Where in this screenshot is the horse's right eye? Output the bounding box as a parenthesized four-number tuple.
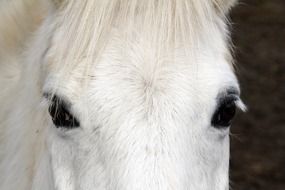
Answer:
(48, 96, 80, 129)
(211, 96, 237, 128)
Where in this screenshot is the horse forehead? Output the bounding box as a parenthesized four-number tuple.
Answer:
(92, 34, 234, 85)
(45, 33, 236, 102)
(75, 57, 232, 122)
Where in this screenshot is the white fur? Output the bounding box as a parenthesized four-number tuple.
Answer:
(0, 0, 242, 190)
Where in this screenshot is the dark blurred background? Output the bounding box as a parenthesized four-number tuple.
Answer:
(229, 0, 285, 189)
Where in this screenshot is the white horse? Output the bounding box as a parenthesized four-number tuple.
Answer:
(0, 0, 246, 189)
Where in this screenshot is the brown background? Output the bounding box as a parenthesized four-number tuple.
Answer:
(230, 0, 285, 189)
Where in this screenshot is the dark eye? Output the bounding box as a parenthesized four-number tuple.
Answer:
(48, 96, 80, 129)
(211, 96, 237, 128)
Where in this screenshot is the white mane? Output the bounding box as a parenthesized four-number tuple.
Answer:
(0, 0, 238, 189)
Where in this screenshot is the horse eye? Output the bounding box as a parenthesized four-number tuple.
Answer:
(48, 96, 80, 129)
(211, 96, 237, 128)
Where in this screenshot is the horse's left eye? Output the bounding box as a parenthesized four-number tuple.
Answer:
(211, 96, 237, 128)
(48, 96, 80, 129)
